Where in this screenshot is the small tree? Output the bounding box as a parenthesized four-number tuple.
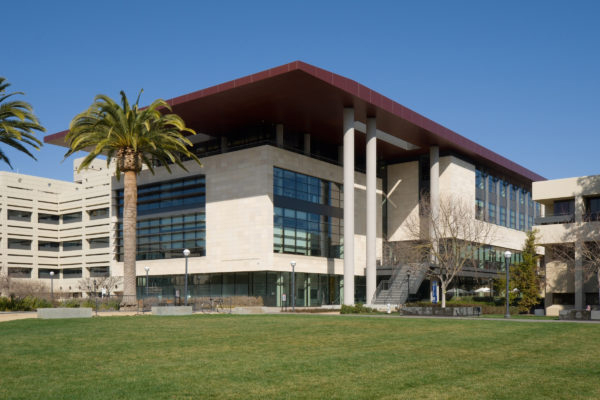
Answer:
(511, 230, 541, 313)
(78, 276, 122, 297)
(405, 195, 497, 308)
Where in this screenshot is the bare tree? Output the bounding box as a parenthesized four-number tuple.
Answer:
(403, 195, 497, 308)
(78, 276, 123, 297)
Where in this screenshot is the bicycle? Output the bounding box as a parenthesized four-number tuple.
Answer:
(200, 297, 225, 313)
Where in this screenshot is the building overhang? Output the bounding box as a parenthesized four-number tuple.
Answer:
(44, 60, 544, 185)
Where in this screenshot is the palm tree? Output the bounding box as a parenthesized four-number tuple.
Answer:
(65, 90, 201, 308)
(0, 77, 44, 167)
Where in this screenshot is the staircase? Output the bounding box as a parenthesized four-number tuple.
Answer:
(373, 264, 427, 305)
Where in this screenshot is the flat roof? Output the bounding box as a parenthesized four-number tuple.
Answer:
(45, 61, 544, 184)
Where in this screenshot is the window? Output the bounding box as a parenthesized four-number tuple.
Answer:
(8, 267, 31, 278)
(62, 212, 82, 223)
(116, 175, 205, 216)
(63, 240, 82, 251)
(89, 237, 109, 249)
(488, 203, 496, 224)
(519, 213, 525, 231)
(7, 238, 31, 250)
(510, 210, 516, 229)
(274, 167, 342, 207)
(500, 207, 507, 227)
(38, 213, 59, 224)
(88, 208, 109, 220)
(273, 207, 343, 258)
(38, 241, 59, 252)
(475, 199, 485, 220)
(7, 209, 31, 222)
(475, 169, 485, 190)
(554, 200, 574, 216)
(116, 213, 205, 261)
(89, 267, 110, 277)
(38, 269, 60, 279)
(63, 269, 82, 279)
(488, 176, 496, 193)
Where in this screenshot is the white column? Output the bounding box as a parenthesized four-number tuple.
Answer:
(343, 108, 355, 305)
(304, 133, 311, 156)
(276, 124, 284, 148)
(430, 146, 440, 267)
(366, 117, 377, 305)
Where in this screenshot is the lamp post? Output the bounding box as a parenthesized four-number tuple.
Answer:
(504, 250, 512, 319)
(144, 266, 150, 297)
(183, 249, 190, 306)
(49, 271, 55, 303)
(93, 279, 98, 316)
(290, 260, 296, 312)
(407, 272, 411, 302)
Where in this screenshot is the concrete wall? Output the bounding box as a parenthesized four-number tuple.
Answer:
(0, 160, 112, 296)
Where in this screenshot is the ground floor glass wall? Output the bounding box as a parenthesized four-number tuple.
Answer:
(137, 271, 367, 306)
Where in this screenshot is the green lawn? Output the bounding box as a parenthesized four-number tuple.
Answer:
(1, 315, 599, 399)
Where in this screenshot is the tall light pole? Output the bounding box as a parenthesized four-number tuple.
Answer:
(504, 250, 512, 319)
(183, 249, 190, 306)
(407, 272, 411, 303)
(290, 260, 296, 312)
(49, 271, 55, 304)
(144, 266, 150, 297)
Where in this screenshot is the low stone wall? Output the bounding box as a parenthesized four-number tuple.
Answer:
(559, 309, 591, 320)
(401, 306, 481, 317)
(38, 308, 93, 319)
(591, 311, 600, 321)
(152, 306, 193, 316)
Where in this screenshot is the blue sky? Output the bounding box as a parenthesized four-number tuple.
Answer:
(2, 0, 599, 181)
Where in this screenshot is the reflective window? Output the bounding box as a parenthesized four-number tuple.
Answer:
(273, 207, 343, 258)
(38, 241, 59, 252)
(117, 213, 205, 261)
(88, 208, 109, 220)
(63, 240, 82, 251)
(274, 167, 342, 207)
(38, 213, 59, 224)
(89, 237, 109, 249)
(116, 175, 205, 216)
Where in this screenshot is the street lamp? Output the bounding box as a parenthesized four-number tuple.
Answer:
(183, 249, 190, 306)
(144, 266, 150, 297)
(49, 271, 55, 303)
(407, 272, 411, 303)
(504, 250, 512, 319)
(290, 260, 296, 312)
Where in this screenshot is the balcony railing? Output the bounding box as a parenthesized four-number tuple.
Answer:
(534, 213, 575, 225)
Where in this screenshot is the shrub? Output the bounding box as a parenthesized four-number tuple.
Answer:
(0, 295, 52, 311)
(340, 303, 377, 314)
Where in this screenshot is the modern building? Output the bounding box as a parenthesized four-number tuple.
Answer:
(533, 175, 600, 316)
(31, 61, 545, 305)
(0, 159, 112, 297)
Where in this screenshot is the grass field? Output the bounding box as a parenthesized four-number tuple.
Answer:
(1, 315, 599, 399)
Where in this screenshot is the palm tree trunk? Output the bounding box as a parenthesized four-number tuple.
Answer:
(121, 170, 138, 308)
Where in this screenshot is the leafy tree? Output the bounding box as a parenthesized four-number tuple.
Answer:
(65, 90, 200, 307)
(0, 77, 44, 167)
(512, 230, 541, 312)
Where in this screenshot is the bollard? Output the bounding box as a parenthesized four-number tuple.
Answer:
(387, 303, 391, 314)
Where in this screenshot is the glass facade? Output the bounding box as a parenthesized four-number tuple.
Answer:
(135, 271, 361, 306)
(273, 168, 343, 258)
(117, 213, 205, 261)
(116, 175, 206, 261)
(116, 175, 205, 217)
(475, 168, 539, 231)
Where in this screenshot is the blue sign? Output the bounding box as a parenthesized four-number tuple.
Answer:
(432, 280, 438, 304)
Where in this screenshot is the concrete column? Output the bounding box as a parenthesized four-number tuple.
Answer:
(366, 117, 377, 305)
(343, 108, 355, 305)
(304, 133, 311, 156)
(430, 146, 440, 266)
(525, 192, 530, 230)
(276, 124, 284, 148)
(506, 185, 511, 228)
(496, 180, 500, 224)
(221, 136, 228, 153)
(515, 188, 520, 229)
(575, 195, 584, 309)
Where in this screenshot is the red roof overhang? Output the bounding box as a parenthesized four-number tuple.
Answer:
(45, 60, 544, 184)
